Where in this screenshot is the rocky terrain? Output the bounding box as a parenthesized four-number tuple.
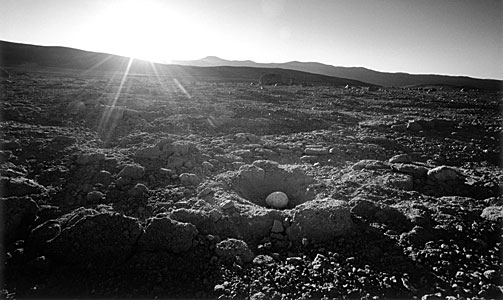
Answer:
(1, 66, 502, 300)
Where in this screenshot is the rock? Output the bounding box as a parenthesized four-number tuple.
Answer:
(209, 209, 222, 222)
(379, 173, 414, 190)
(391, 124, 407, 132)
(400, 225, 435, 246)
(304, 147, 329, 155)
(478, 283, 503, 298)
(312, 253, 329, 270)
(250, 291, 267, 300)
(259, 73, 284, 85)
(0, 67, 11, 78)
(421, 293, 443, 300)
(392, 163, 428, 178)
(44, 211, 142, 267)
(93, 170, 112, 185)
(271, 219, 284, 233)
(255, 148, 277, 158)
(1, 176, 47, 197)
(36, 205, 61, 224)
(286, 256, 303, 265)
(2, 140, 22, 151)
(252, 254, 275, 266)
(389, 154, 412, 164)
(480, 206, 503, 222)
(139, 215, 198, 253)
(52, 135, 77, 145)
(135, 145, 162, 160)
(350, 198, 411, 231)
(352, 160, 389, 171)
(201, 161, 214, 170)
(3, 197, 39, 245)
(288, 198, 353, 243)
(159, 168, 175, 177)
(115, 176, 131, 188)
(329, 147, 344, 156)
(179, 173, 201, 186)
(76, 152, 105, 165)
(427, 166, 459, 182)
(118, 164, 145, 180)
(167, 156, 187, 169)
(265, 191, 289, 209)
(67, 101, 86, 114)
(235, 133, 262, 144)
(300, 155, 317, 162)
(215, 238, 254, 263)
(86, 190, 104, 203)
(431, 118, 457, 129)
(407, 120, 423, 131)
(130, 183, 148, 197)
(221, 200, 235, 210)
(215, 154, 242, 163)
(483, 269, 498, 281)
(214, 284, 226, 293)
(25, 220, 62, 256)
(232, 149, 253, 158)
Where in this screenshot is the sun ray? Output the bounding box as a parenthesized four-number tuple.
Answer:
(173, 78, 191, 99)
(97, 57, 134, 142)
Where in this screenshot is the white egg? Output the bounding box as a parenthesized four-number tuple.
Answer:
(265, 191, 289, 209)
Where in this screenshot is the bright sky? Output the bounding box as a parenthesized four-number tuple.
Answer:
(1, 0, 502, 79)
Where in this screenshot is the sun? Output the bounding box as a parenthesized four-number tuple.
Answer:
(92, 0, 201, 63)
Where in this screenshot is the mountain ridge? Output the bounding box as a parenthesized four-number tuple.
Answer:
(0, 40, 375, 87)
(174, 57, 502, 91)
(1, 40, 501, 90)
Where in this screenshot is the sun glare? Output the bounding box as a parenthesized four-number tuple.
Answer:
(92, 0, 202, 63)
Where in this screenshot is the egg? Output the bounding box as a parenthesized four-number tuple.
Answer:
(265, 191, 289, 209)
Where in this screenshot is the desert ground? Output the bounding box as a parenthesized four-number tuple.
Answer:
(2, 67, 502, 299)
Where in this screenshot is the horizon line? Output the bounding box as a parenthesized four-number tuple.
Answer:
(1, 38, 502, 81)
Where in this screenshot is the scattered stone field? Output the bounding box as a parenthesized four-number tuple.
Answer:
(2, 68, 502, 299)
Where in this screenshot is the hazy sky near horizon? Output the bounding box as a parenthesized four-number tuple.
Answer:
(1, 0, 502, 79)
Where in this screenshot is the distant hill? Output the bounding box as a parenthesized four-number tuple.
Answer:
(174, 57, 503, 91)
(0, 40, 375, 87)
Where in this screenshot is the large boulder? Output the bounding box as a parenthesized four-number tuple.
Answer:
(139, 215, 198, 253)
(287, 198, 353, 243)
